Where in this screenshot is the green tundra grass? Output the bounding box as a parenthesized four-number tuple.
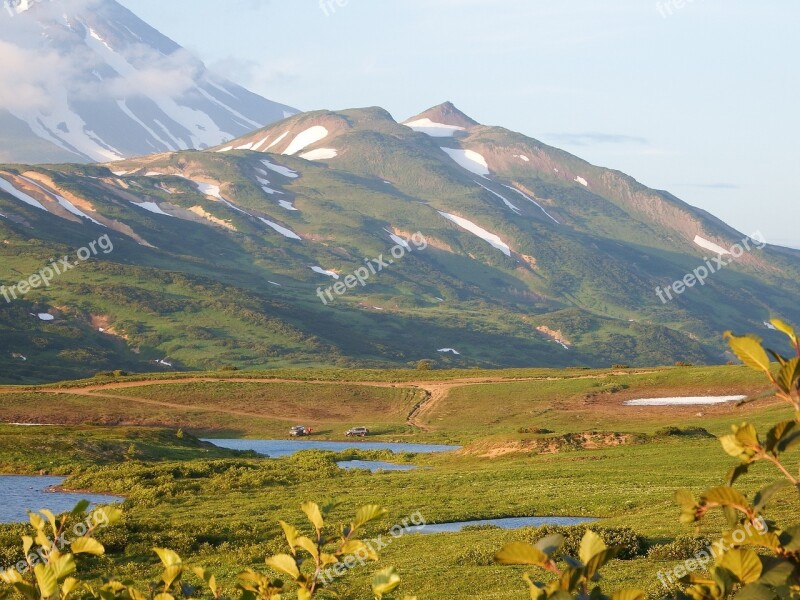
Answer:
(0, 365, 794, 598)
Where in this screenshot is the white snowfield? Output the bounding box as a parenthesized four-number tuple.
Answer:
(258, 218, 301, 240)
(384, 228, 410, 250)
(514, 154, 530, 162)
(256, 177, 282, 195)
(0, 176, 48, 211)
(133, 201, 173, 217)
(475, 181, 520, 213)
(438, 211, 511, 256)
(575, 176, 589, 187)
(404, 118, 466, 137)
(502, 185, 560, 224)
(310, 266, 339, 279)
(20, 176, 105, 226)
(694, 235, 731, 255)
(192, 180, 254, 217)
(437, 348, 461, 355)
(81, 26, 234, 152)
(278, 200, 298, 211)
(625, 396, 747, 406)
(267, 131, 290, 151)
(37, 313, 54, 321)
(261, 159, 299, 179)
(441, 148, 490, 177)
(283, 126, 330, 156)
(299, 148, 338, 161)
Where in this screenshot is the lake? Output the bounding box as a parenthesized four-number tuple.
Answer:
(202, 439, 458, 458)
(407, 515, 598, 534)
(337, 460, 417, 472)
(0, 476, 123, 524)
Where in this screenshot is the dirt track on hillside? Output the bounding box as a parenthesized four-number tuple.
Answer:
(0, 370, 658, 431)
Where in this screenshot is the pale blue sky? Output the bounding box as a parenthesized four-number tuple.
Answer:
(120, 0, 799, 249)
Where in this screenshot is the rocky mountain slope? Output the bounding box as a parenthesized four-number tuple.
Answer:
(1, 103, 797, 382)
(0, 0, 295, 163)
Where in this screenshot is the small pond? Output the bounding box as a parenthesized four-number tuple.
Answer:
(337, 460, 417, 472)
(202, 439, 457, 458)
(0, 476, 123, 524)
(406, 515, 598, 534)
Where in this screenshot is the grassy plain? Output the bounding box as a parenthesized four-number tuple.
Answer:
(0, 365, 794, 598)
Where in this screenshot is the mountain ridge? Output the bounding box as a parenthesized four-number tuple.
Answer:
(0, 0, 296, 163)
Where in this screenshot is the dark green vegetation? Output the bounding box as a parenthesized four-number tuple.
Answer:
(0, 363, 798, 597)
(2, 104, 799, 382)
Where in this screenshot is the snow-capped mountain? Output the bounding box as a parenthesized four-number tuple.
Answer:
(0, 0, 296, 163)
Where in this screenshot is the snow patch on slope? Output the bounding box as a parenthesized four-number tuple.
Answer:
(438, 211, 511, 256)
(405, 118, 465, 137)
(283, 126, 329, 156)
(502, 185, 560, 224)
(0, 176, 47, 211)
(132, 201, 172, 217)
(258, 218, 301, 240)
(261, 159, 299, 179)
(299, 148, 338, 161)
(575, 176, 589, 187)
(20, 176, 104, 226)
(310, 266, 339, 279)
(441, 148, 490, 177)
(694, 235, 731, 255)
(475, 181, 520, 213)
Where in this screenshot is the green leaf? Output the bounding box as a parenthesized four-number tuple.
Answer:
(300, 502, 324, 533)
(495, 542, 550, 566)
(339, 539, 377, 561)
(770, 319, 797, 344)
(753, 481, 789, 513)
(294, 536, 319, 561)
(70, 500, 90, 517)
(60, 577, 82, 600)
(734, 584, 775, 600)
(765, 421, 797, 453)
(777, 525, 800, 552)
(278, 520, 299, 552)
(584, 547, 619, 579)
(612, 591, 646, 600)
(353, 505, 387, 530)
(371, 567, 401, 598)
(702, 486, 751, 511)
(719, 548, 762, 584)
(726, 333, 772, 374)
(48, 554, 75, 581)
(70, 537, 105, 556)
(33, 563, 58, 599)
(534, 533, 564, 558)
(153, 548, 182, 567)
(756, 556, 795, 586)
(265, 554, 299, 580)
(578, 530, 607, 565)
(777, 358, 800, 394)
(39, 510, 58, 536)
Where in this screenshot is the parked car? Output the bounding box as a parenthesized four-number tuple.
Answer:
(290, 425, 309, 437)
(346, 427, 370, 437)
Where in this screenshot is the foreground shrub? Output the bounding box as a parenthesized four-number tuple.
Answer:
(647, 534, 712, 561)
(0, 502, 415, 600)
